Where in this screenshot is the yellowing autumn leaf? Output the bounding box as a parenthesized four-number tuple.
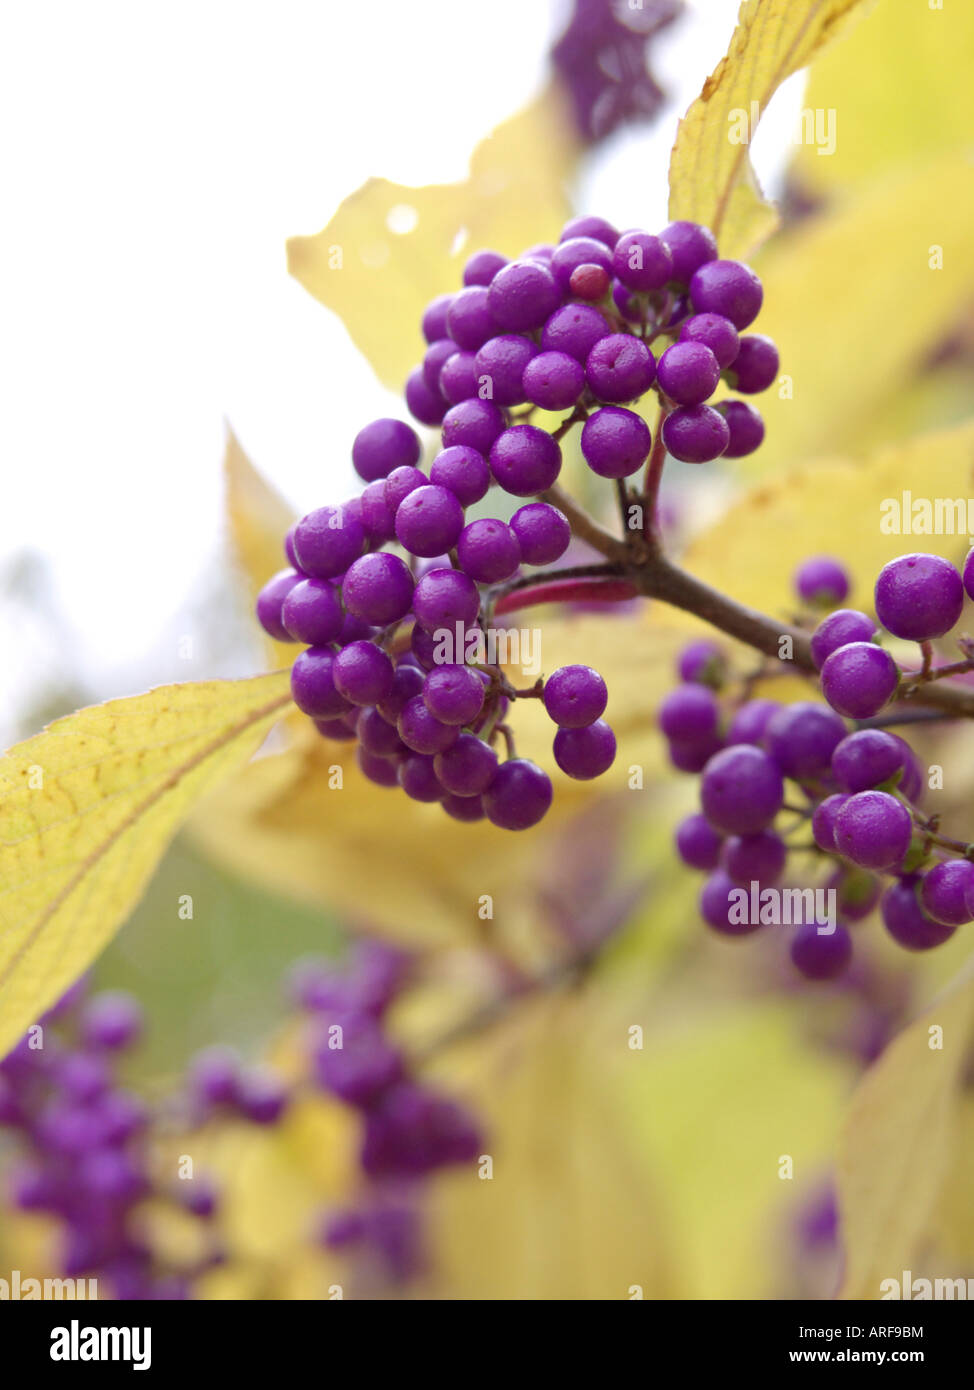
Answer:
(748, 155, 974, 471)
(837, 959, 974, 1299)
(793, 0, 974, 196)
(679, 419, 974, 621)
(0, 673, 291, 1053)
(668, 0, 877, 260)
(425, 990, 678, 1300)
(191, 610, 689, 952)
(287, 88, 578, 390)
(224, 428, 297, 669)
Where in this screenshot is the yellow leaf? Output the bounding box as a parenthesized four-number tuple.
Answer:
(223, 428, 297, 669)
(0, 673, 291, 1052)
(191, 611, 690, 950)
(793, 0, 974, 195)
(837, 959, 974, 1299)
(748, 156, 974, 471)
(668, 0, 877, 259)
(287, 88, 579, 390)
(679, 419, 974, 621)
(426, 990, 678, 1300)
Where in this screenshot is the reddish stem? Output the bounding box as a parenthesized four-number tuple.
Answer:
(495, 576, 640, 616)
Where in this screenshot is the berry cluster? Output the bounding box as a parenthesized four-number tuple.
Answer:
(291, 940, 482, 1286)
(0, 980, 221, 1299)
(666, 549, 974, 979)
(257, 216, 777, 828)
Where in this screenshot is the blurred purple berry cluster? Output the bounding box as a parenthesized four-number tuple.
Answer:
(551, 0, 683, 144)
(290, 941, 482, 1288)
(257, 216, 777, 829)
(667, 548, 974, 978)
(0, 979, 221, 1299)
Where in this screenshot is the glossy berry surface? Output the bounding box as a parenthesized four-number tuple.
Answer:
(874, 553, 965, 641)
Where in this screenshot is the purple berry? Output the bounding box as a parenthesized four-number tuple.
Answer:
(80, 993, 142, 1051)
(553, 719, 616, 779)
(256, 569, 302, 642)
(812, 794, 849, 851)
(384, 465, 427, 511)
(689, 259, 763, 329)
(341, 552, 415, 625)
(521, 351, 586, 411)
(715, 400, 764, 457)
(489, 425, 561, 496)
(810, 609, 877, 670)
(882, 876, 957, 951)
(352, 419, 420, 482)
(559, 216, 618, 250)
(458, 517, 524, 587)
(550, 236, 613, 290)
(421, 294, 453, 344)
(359, 480, 397, 545)
(675, 813, 723, 871)
(510, 503, 571, 566)
(291, 647, 352, 718)
(820, 642, 899, 719)
(660, 221, 717, 283)
(441, 399, 506, 455)
(667, 733, 724, 773)
(700, 745, 784, 835)
(726, 699, 779, 746)
(964, 546, 974, 603)
(679, 313, 739, 368)
(438, 351, 479, 404)
(677, 639, 726, 688)
(397, 696, 460, 755)
(398, 752, 445, 802)
(794, 555, 850, 607)
(463, 249, 508, 286)
(585, 334, 656, 403)
(429, 445, 490, 506)
(434, 734, 499, 797)
(446, 285, 496, 351)
(831, 730, 905, 793)
(358, 706, 407, 759)
(441, 792, 486, 822)
(423, 338, 460, 395)
(827, 867, 881, 922)
(874, 553, 965, 641)
(482, 759, 553, 830)
(833, 791, 912, 870)
(358, 746, 401, 787)
(790, 924, 853, 981)
(474, 334, 537, 406)
(699, 869, 760, 936)
(293, 506, 365, 580)
(662, 404, 729, 463)
(314, 1014, 403, 1106)
(919, 860, 974, 926)
(721, 831, 786, 886)
(543, 665, 608, 728)
(411, 568, 480, 632)
(422, 666, 485, 726)
(189, 1046, 240, 1107)
(541, 304, 612, 362)
(487, 260, 561, 332)
(657, 341, 720, 406)
(580, 405, 652, 478)
(765, 701, 847, 781)
(376, 663, 425, 724)
(727, 335, 779, 393)
(612, 230, 673, 291)
(658, 683, 719, 742)
(405, 366, 447, 426)
(333, 641, 395, 706)
(394, 484, 464, 558)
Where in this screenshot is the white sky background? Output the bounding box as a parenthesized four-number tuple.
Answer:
(0, 0, 806, 740)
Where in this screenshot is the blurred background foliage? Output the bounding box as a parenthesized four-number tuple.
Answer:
(3, 0, 974, 1299)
